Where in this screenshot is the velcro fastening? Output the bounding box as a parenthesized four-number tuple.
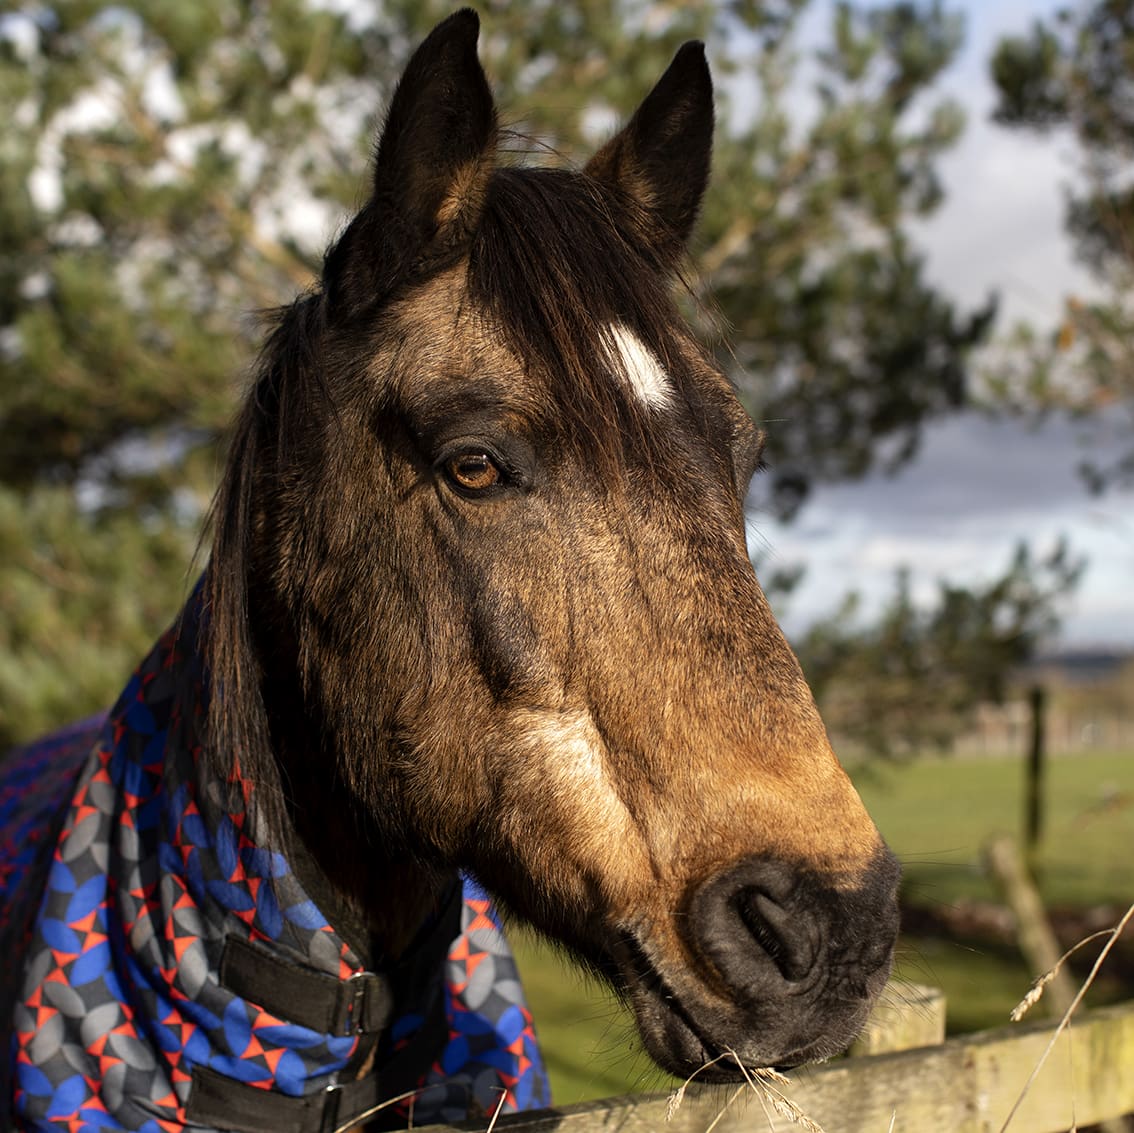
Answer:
(220, 935, 394, 1037)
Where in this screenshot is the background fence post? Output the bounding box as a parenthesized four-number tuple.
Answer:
(1025, 682, 1048, 871)
(984, 831, 1076, 1017)
(849, 981, 947, 1055)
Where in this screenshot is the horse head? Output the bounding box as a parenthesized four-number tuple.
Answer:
(205, 9, 899, 1080)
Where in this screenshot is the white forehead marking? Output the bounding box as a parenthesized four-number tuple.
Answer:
(605, 323, 672, 409)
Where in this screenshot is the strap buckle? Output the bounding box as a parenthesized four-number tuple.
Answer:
(342, 971, 371, 1035)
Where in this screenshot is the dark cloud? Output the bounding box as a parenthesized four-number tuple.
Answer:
(746, 412, 1133, 646)
(769, 411, 1129, 533)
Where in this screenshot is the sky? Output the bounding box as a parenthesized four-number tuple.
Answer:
(752, 0, 1134, 649)
(5, 1, 1128, 649)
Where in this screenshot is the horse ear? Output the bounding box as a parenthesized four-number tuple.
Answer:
(372, 9, 496, 241)
(584, 42, 713, 265)
(325, 9, 497, 310)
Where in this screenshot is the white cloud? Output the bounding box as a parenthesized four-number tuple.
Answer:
(749, 412, 1133, 647)
(754, 1, 1133, 649)
(911, 121, 1089, 325)
(0, 12, 39, 62)
(908, 0, 1096, 325)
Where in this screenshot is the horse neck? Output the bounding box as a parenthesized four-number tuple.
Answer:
(255, 633, 450, 965)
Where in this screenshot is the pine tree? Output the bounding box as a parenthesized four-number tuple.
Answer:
(0, 1, 990, 746)
(989, 0, 1134, 490)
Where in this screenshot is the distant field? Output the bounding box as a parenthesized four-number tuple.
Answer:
(512, 749, 1134, 1105)
(856, 748, 1134, 909)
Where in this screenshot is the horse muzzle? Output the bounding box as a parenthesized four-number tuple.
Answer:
(615, 847, 901, 1078)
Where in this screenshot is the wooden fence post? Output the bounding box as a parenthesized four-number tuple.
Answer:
(849, 981, 946, 1055)
(1025, 682, 1047, 870)
(984, 831, 1077, 1017)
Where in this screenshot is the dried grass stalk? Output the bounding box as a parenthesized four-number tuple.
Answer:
(484, 1088, 509, 1133)
(1010, 929, 1114, 1021)
(333, 1086, 427, 1133)
(665, 1049, 826, 1133)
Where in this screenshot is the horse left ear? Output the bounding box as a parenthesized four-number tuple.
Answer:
(324, 9, 497, 312)
(584, 41, 713, 265)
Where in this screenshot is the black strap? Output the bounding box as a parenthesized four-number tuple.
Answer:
(186, 989, 450, 1133)
(220, 936, 393, 1037)
(217, 882, 462, 1037)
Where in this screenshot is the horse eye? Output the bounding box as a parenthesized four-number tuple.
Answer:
(445, 452, 501, 493)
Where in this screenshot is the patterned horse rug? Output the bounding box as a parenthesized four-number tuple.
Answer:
(0, 588, 548, 1132)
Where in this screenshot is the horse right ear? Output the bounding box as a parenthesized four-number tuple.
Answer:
(324, 9, 498, 312)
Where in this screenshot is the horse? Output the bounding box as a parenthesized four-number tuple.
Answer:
(0, 10, 900, 1132)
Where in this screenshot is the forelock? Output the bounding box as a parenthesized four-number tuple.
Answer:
(465, 167, 687, 473)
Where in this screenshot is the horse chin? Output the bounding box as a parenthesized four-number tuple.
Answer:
(606, 921, 892, 1081)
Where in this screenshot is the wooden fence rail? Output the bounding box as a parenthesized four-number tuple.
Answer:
(417, 993, 1134, 1133)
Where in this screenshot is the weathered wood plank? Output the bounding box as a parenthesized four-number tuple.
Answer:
(416, 1001, 1134, 1133)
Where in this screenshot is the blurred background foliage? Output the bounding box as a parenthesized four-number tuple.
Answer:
(0, 0, 1126, 748)
(795, 540, 1086, 758)
(988, 0, 1134, 489)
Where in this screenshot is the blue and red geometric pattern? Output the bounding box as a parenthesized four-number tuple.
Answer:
(0, 590, 549, 1130)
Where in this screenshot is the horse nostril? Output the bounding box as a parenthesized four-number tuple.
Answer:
(736, 890, 788, 972)
(685, 860, 825, 998)
(734, 887, 814, 982)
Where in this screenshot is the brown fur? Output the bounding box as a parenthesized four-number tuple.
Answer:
(201, 10, 899, 1079)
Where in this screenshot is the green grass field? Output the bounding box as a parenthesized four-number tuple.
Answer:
(512, 749, 1134, 1105)
(855, 749, 1134, 910)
